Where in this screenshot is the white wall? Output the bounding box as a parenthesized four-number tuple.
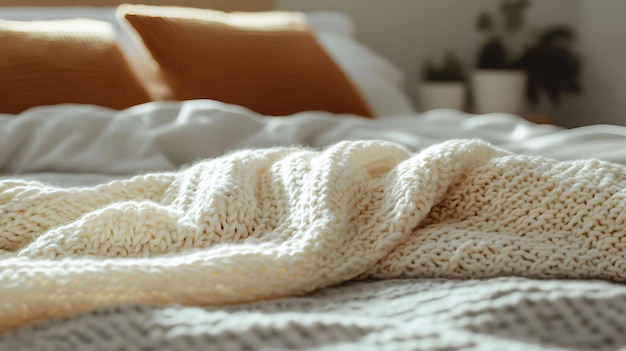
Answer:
(558, 1, 626, 127)
(276, 1, 626, 127)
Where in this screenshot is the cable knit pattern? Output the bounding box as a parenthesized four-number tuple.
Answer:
(1, 139, 626, 332)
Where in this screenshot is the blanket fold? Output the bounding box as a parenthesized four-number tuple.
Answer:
(1, 139, 625, 332)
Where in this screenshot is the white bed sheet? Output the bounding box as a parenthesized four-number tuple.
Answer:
(2, 100, 626, 186)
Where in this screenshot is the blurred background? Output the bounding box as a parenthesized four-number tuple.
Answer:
(278, 0, 625, 128)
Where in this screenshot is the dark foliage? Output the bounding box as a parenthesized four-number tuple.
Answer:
(500, 0, 530, 32)
(477, 38, 511, 69)
(517, 27, 582, 106)
(477, 12, 494, 32)
(475, 0, 582, 106)
(423, 52, 465, 82)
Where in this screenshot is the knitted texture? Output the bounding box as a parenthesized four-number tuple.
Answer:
(3, 278, 626, 351)
(1, 139, 626, 331)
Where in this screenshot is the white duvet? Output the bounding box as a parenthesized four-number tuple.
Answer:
(2, 100, 626, 184)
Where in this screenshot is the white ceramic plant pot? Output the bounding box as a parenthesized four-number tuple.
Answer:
(472, 69, 528, 115)
(419, 82, 466, 111)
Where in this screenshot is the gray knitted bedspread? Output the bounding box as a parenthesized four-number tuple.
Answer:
(2, 277, 626, 351)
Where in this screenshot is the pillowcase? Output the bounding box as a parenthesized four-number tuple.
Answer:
(305, 11, 356, 37)
(0, 7, 171, 100)
(118, 5, 373, 118)
(305, 12, 417, 117)
(0, 18, 150, 114)
(0, 7, 415, 117)
(314, 33, 416, 118)
(0, 0, 273, 11)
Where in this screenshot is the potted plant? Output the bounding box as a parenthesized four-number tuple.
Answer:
(472, 0, 530, 114)
(472, 0, 582, 115)
(420, 51, 466, 111)
(519, 27, 582, 109)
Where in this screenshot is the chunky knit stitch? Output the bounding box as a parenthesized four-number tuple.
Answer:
(1, 139, 625, 331)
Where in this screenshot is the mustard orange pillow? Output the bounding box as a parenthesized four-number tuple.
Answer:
(0, 19, 151, 114)
(119, 5, 372, 117)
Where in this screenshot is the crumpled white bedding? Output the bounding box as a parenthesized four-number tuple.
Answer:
(2, 100, 626, 182)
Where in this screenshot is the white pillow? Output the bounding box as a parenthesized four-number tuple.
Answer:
(304, 11, 355, 36)
(306, 12, 416, 117)
(0, 7, 416, 117)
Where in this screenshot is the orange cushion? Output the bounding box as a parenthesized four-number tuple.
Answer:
(119, 5, 372, 117)
(0, 19, 151, 114)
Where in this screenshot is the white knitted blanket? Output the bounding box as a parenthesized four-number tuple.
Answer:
(1, 139, 625, 332)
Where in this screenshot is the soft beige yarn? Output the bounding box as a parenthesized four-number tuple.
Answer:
(1, 139, 625, 331)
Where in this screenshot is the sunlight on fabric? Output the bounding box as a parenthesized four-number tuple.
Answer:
(0, 18, 113, 37)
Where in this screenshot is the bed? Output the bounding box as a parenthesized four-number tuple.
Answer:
(2, 2, 626, 351)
